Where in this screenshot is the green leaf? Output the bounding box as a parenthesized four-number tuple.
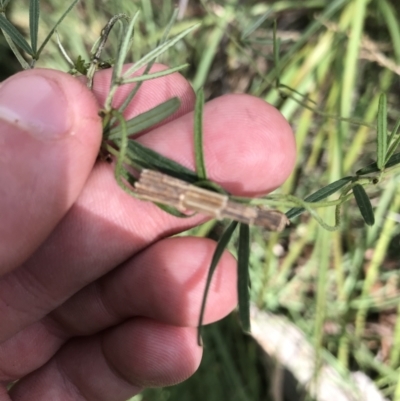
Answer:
(353, 184, 375, 226)
(273, 19, 280, 88)
(117, 8, 180, 115)
(385, 116, 400, 164)
(241, 9, 273, 40)
(121, 64, 190, 84)
(356, 152, 400, 175)
(197, 221, 238, 344)
(112, 12, 139, 86)
(36, 0, 79, 58)
(194, 88, 207, 179)
(1, 30, 30, 69)
(377, 93, 388, 170)
(75, 55, 88, 75)
(29, 0, 40, 55)
(286, 176, 354, 219)
(108, 97, 181, 140)
(0, 14, 33, 55)
(237, 223, 250, 332)
(122, 23, 200, 79)
(123, 139, 199, 183)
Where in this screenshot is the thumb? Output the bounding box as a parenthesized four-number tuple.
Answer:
(0, 69, 102, 274)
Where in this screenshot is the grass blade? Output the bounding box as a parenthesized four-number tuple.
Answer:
(286, 176, 354, 219)
(0, 14, 33, 55)
(108, 97, 181, 140)
(241, 9, 273, 40)
(197, 221, 238, 344)
(194, 87, 207, 179)
(378, 0, 400, 63)
(29, 0, 40, 55)
(36, 0, 79, 58)
(353, 184, 375, 226)
(237, 223, 250, 332)
(377, 93, 388, 170)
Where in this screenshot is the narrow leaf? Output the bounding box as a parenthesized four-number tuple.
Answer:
(36, 0, 79, 58)
(29, 0, 40, 55)
(197, 221, 238, 344)
(237, 223, 250, 332)
(124, 139, 199, 183)
(241, 9, 273, 40)
(112, 12, 139, 85)
(117, 8, 180, 115)
(108, 97, 181, 140)
(353, 184, 375, 226)
(121, 64, 189, 84)
(194, 88, 207, 179)
(385, 116, 400, 163)
(377, 93, 388, 170)
(273, 19, 280, 88)
(122, 23, 200, 79)
(356, 152, 400, 175)
(2, 30, 30, 69)
(286, 176, 354, 219)
(0, 14, 33, 55)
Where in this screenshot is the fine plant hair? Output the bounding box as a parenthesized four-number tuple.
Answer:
(2, 0, 400, 358)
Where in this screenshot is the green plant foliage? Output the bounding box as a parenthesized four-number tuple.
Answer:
(194, 87, 207, 179)
(29, 0, 39, 54)
(3, 2, 400, 399)
(197, 221, 238, 344)
(286, 176, 354, 219)
(353, 184, 375, 226)
(0, 13, 33, 55)
(376, 93, 388, 170)
(237, 223, 251, 332)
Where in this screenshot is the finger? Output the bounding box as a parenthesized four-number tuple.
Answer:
(52, 236, 238, 331)
(0, 69, 102, 274)
(90, 63, 196, 129)
(0, 237, 236, 381)
(9, 319, 201, 401)
(0, 72, 295, 343)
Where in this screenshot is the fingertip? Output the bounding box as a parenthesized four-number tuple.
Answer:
(0, 69, 102, 272)
(138, 93, 296, 195)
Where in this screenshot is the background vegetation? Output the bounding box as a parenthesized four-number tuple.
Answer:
(2, 0, 400, 400)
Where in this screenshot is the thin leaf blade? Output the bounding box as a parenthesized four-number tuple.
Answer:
(124, 139, 199, 183)
(385, 115, 400, 163)
(286, 176, 354, 219)
(29, 0, 40, 55)
(36, 0, 79, 58)
(353, 184, 375, 226)
(194, 87, 207, 179)
(108, 97, 181, 140)
(112, 11, 139, 85)
(237, 223, 250, 332)
(0, 14, 33, 55)
(197, 221, 238, 344)
(356, 152, 400, 175)
(377, 93, 388, 170)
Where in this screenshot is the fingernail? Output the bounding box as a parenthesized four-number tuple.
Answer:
(0, 74, 71, 140)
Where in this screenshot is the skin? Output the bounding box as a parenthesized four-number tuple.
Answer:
(0, 65, 296, 401)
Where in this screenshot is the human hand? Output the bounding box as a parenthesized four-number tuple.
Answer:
(0, 66, 296, 401)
